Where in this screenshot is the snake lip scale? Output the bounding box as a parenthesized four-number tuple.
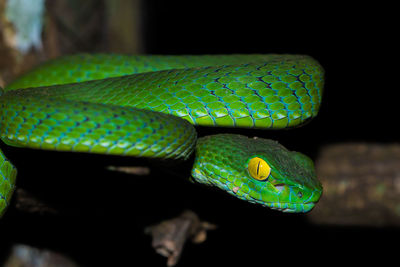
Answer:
(0, 53, 324, 217)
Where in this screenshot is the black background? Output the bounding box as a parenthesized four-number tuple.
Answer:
(1, 1, 398, 266)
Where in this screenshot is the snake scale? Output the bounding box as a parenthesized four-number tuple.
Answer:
(0, 54, 324, 216)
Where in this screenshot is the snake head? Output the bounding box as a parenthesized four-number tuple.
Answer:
(191, 134, 322, 213)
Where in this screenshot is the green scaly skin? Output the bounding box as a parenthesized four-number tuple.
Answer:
(0, 54, 324, 216)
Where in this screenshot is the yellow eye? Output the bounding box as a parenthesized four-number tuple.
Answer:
(248, 157, 271, 181)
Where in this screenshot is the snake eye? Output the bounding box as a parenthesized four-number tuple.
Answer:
(248, 157, 271, 181)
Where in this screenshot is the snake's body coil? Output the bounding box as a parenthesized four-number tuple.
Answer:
(0, 54, 324, 216)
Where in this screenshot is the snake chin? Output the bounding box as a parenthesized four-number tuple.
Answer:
(266, 202, 317, 213)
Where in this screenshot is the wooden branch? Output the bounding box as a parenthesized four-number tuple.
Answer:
(145, 210, 217, 266)
(14, 188, 58, 215)
(309, 143, 400, 227)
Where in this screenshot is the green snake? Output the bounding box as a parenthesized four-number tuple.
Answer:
(0, 54, 324, 216)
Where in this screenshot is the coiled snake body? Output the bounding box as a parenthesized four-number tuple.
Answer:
(0, 54, 324, 216)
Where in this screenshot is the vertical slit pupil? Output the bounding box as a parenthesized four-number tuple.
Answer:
(257, 161, 260, 175)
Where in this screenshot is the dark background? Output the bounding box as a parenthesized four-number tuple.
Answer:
(1, 1, 398, 266)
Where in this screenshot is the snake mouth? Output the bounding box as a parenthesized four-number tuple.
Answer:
(191, 168, 319, 213)
(267, 201, 317, 213)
